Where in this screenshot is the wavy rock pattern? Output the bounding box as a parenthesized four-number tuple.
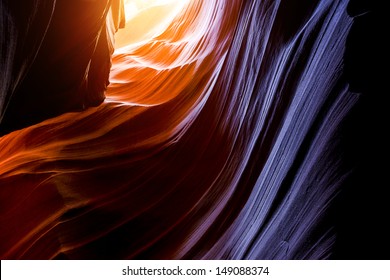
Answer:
(0, 0, 388, 259)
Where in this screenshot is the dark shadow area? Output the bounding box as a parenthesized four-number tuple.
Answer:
(0, 0, 116, 136)
(333, 0, 390, 259)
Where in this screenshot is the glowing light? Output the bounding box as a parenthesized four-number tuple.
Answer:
(115, 0, 190, 48)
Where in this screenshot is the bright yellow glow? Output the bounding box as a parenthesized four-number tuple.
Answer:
(115, 0, 190, 48)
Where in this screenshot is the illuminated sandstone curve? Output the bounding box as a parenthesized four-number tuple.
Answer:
(1, 0, 387, 259)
